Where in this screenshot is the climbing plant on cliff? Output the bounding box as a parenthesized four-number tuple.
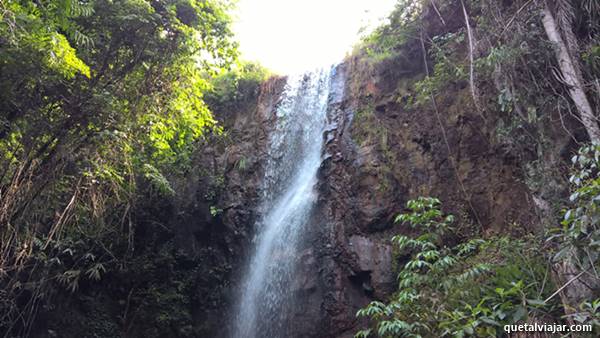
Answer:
(355, 198, 557, 337)
(0, 0, 237, 335)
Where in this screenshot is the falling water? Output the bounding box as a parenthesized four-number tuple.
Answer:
(232, 67, 336, 338)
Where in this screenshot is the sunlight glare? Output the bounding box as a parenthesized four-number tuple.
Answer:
(232, 0, 398, 74)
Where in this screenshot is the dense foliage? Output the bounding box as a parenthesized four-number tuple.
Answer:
(205, 61, 270, 115)
(1, 0, 600, 336)
(549, 143, 600, 327)
(555, 144, 600, 270)
(356, 198, 557, 337)
(0, 0, 238, 336)
(353, 0, 600, 155)
(352, 0, 600, 336)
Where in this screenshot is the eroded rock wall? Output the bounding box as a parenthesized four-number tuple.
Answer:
(203, 41, 577, 337)
(304, 54, 541, 336)
(178, 76, 287, 336)
(203, 56, 541, 336)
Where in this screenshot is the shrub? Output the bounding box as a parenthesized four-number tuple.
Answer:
(356, 198, 556, 337)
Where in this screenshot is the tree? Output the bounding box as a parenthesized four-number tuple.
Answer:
(541, 0, 600, 143)
(0, 1, 238, 334)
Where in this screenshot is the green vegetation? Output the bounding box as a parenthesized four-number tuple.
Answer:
(353, 0, 421, 64)
(356, 198, 557, 337)
(352, 0, 599, 154)
(356, 148, 600, 336)
(350, 0, 600, 336)
(548, 143, 600, 329)
(205, 61, 270, 115)
(1, 0, 600, 336)
(0, 0, 240, 335)
(553, 144, 600, 270)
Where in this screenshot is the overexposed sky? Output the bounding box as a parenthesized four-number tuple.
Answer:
(232, 0, 398, 74)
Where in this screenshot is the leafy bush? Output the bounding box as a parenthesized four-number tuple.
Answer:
(0, 0, 238, 335)
(205, 61, 270, 115)
(553, 144, 600, 269)
(356, 198, 556, 337)
(354, 0, 423, 63)
(411, 32, 467, 107)
(549, 143, 600, 332)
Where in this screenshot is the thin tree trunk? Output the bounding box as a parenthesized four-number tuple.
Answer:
(542, 1, 600, 143)
(542, 2, 600, 321)
(461, 0, 481, 113)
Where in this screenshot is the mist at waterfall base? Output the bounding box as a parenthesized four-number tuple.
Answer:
(231, 67, 342, 337)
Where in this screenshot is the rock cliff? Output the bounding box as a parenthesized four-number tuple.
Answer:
(197, 46, 567, 336)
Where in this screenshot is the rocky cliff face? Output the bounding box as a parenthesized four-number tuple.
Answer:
(200, 29, 578, 338)
(203, 59, 545, 336)
(20, 3, 590, 337)
(156, 75, 286, 336)
(304, 55, 540, 336)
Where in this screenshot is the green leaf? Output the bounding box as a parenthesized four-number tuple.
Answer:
(511, 306, 527, 323)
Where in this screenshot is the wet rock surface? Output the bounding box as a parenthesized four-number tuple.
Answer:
(292, 56, 539, 336)
(199, 53, 543, 336)
(180, 76, 288, 336)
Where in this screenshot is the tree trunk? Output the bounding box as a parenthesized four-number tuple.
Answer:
(542, 1, 600, 143)
(461, 0, 481, 113)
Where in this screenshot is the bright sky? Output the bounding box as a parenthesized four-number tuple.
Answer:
(232, 0, 398, 74)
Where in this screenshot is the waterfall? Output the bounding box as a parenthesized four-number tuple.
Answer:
(232, 67, 336, 338)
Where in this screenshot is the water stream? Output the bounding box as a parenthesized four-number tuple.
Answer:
(232, 67, 337, 337)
